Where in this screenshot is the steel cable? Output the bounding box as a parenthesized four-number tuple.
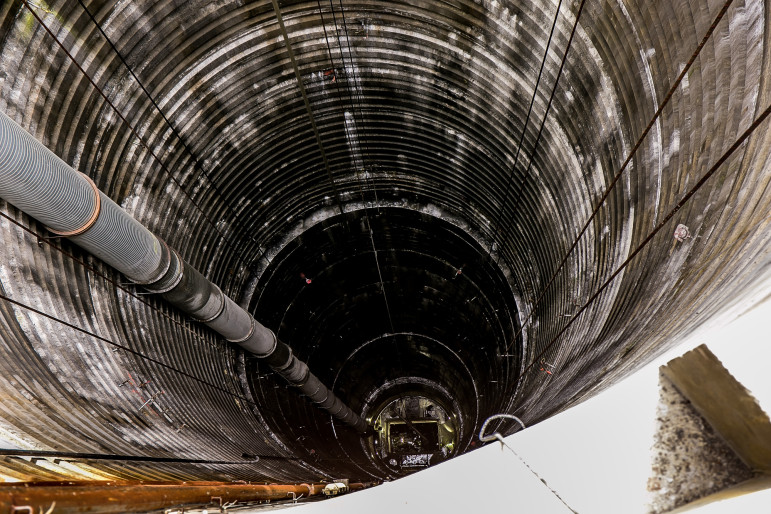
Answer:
(495, 0, 588, 259)
(486, 0, 566, 257)
(0, 209, 221, 351)
(0, 449, 296, 464)
(20, 1, 255, 274)
(0, 291, 260, 408)
(74, 0, 265, 271)
(269, 0, 347, 216)
(317, 0, 396, 333)
(503, 0, 736, 357)
(490, 0, 586, 400)
(517, 99, 771, 383)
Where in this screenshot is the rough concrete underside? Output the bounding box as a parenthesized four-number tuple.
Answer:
(0, 0, 770, 483)
(647, 374, 753, 514)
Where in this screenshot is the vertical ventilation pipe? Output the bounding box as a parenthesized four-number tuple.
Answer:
(0, 110, 367, 433)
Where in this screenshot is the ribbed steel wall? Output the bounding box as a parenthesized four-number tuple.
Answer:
(0, 0, 769, 482)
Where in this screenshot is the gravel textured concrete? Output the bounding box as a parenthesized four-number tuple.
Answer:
(647, 374, 753, 513)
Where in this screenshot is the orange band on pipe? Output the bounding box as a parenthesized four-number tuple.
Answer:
(47, 173, 101, 237)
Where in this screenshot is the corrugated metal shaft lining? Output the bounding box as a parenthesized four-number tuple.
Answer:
(0, 110, 367, 434)
(0, 0, 768, 485)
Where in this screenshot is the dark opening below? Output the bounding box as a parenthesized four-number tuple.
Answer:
(245, 207, 522, 479)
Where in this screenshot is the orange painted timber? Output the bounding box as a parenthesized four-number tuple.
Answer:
(0, 480, 371, 513)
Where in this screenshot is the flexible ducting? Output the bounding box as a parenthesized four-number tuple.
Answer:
(0, 109, 367, 433)
(0, 112, 165, 284)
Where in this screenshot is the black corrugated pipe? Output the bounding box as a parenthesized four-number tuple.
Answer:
(0, 109, 367, 433)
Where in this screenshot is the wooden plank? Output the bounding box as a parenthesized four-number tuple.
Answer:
(661, 344, 771, 473)
(669, 475, 771, 513)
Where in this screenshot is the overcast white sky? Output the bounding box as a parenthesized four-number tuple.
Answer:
(500, 282, 771, 514)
